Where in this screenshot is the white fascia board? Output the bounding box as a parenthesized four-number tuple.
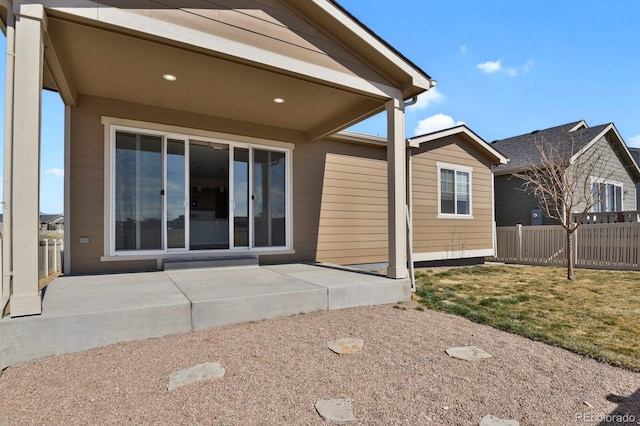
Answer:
(569, 120, 588, 132)
(409, 125, 508, 165)
(41, 0, 402, 100)
(305, 0, 432, 92)
(580, 123, 640, 180)
(569, 123, 612, 164)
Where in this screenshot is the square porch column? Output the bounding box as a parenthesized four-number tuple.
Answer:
(9, 4, 46, 317)
(386, 98, 408, 279)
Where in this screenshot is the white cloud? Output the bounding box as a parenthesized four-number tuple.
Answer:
(478, 59, 533, 77)
(44, 168, 64, 177)
(407, 87, 444, 111)
(460, 45, 467, 54)
(628, 135, 640, 148)
(522, 60, 534, 73)
(477, 60, 501, 74)
(415, 114, 465, 136)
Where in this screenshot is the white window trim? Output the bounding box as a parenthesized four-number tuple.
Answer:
(590, 176, 623, 212)
(436, 161, 473, 219)
(102, 119, 294, 260)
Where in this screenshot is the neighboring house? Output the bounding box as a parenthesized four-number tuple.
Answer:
(1, 1, 437, 317)
(408, 125, 507, 262)
(39, 214, 64, 231)
(628, 147, 640, 210)
(492, 120, 640, 227)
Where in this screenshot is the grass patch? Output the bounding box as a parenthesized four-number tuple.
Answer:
(415, 265, 640, 371)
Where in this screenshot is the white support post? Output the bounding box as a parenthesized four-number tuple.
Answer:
(10, 3, 46, 317)
(1, 4, 15, 314)
(386, 98, 408, 279)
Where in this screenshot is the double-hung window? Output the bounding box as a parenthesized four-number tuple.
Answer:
(438, 162, 472, 217)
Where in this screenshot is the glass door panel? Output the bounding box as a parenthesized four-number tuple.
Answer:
(166, 140, 186, 249)
(189, 141, 230, 250)
(233, 148, 249, 247)
(115, 132, 163, 251)
(253, 149, 286, 247)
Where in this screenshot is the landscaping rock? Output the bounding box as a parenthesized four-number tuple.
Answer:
(315, 399, 356, 424)
(327, 338, 364, 355)
(479, 414, 519, 425)
(446, 346, 492, 361)
(168, 362, 225, 391)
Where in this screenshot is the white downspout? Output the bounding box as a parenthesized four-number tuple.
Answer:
(1, 2, 15, 314)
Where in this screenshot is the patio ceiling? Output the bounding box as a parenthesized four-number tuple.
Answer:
(43, 14, 392, 142)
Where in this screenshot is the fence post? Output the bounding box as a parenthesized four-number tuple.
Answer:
(636, 223, 640, 270)
(43, 239, 49, 277)
(573, 225, 579, 267)
(515, 224, 522, 263)
(52, 239, 57, 273)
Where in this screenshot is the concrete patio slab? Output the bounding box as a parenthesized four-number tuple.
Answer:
(1, 263, 410, 368)
(264, 264, 411, 309)
(167, 266, 327, 329)
(0, 273, 192, 370)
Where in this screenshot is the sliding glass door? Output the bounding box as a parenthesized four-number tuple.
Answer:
(112, 128, 289, 255)
(114, 132, 163, 251)
(253, 149, 286, 247)
(166, 139, 186, 249)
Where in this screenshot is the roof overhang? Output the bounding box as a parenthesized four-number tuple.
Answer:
(409, 125, 508, 165)
(3, 1, 433, 143)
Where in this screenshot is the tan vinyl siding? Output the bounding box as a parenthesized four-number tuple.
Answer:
(411, 135, 495, 258)
(268, 140, 388, 266)
(99, 0, 393, 87)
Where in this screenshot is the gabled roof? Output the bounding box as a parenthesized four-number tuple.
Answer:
(40, 214, 64, 224)
(490, 121, 640, 180)
(409, 124, 508, 166)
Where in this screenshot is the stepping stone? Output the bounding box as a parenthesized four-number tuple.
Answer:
(315, 399, 356, 424)
(168, 362, 225, 391)
(480, 414, 519, 426)
(446, 346, 492, 361)
(327, 338, 364, 355)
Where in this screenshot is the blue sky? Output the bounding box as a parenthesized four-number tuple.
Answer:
(3, 1, 640, 213)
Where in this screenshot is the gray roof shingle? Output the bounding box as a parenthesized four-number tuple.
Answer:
(492, 121, 611, 174)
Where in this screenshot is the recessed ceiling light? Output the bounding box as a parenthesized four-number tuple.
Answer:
(163, 74, 177, 82)
(273, 97, 285, 104)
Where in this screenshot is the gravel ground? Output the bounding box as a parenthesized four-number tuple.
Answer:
(1, 300, 639, 425)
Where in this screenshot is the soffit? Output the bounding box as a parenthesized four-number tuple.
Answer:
(45, 17, 382, 137)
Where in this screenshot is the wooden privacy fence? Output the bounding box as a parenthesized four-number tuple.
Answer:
(493, 223, 640, 271)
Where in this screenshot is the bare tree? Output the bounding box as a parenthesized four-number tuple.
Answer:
(512, 134, 613, 280)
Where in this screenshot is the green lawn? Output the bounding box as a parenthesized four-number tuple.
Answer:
(415, 265, 640, 371)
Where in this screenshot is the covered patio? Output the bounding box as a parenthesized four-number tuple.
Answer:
(0, 263, 410, 369)
(1, 1, 434, 320)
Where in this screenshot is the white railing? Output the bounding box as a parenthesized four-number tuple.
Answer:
(493, 223, 640, 271)
(574, 211, 640, 224)
(38, 239, 64, 279)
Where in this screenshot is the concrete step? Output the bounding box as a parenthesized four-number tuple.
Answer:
(163, 255, 259, 270)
